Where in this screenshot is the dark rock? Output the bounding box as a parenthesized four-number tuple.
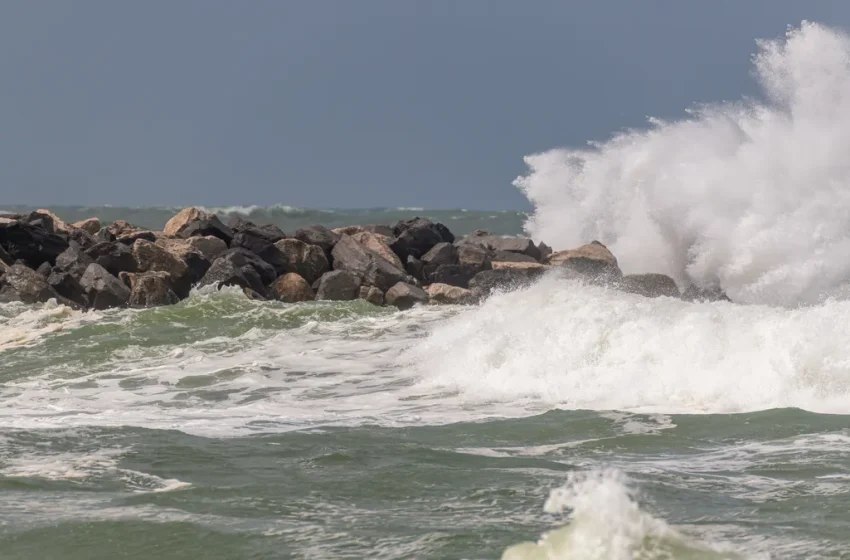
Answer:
(257, 223, 286, 242)
(0, 220, 70, 268)
(20, 211, 57, 233)
(242, 288, 267, 300)
(390, 218, 454, 261)
(56, 242, 95, 279)
(457, 244, 492, 272)
(125, 271, 180, 308)
(104, 220, 141, 239)
(331, 235, 407, 292)
(67, 228, 96, 250)
(116, 230, 158, 245)
(405, 255, 425, 283)
(682, 285, 731, 303)
(275, 239, 330, 285)
(80, 263, 131, 309)
(315, 270, 361, 301)
(0, 244, 11, 266)
(1, 264, 60, 303)
(469, 267, 547, 299)
(421, 242, 457, 267)
(85, 242, 138, 277)
(427, 264, 479, 288)
(231, 229, 287, 272)
(36, 262, 52, 277)
(177, 216, 234, 245)
(199, 254, 266, 295)
(181, 251, 211, 285)
(47, 270, 88, 308)
(132, 239, 191, 298)
(385, 282, 429, 310)
(359, 285, 384, 306)
(295, 225, 340, 258)
(95, 228, 116, 243)
(538, 242, 553, 261)
(619, 274, 680, 298)
(491, 250, 538, 264)
(456, 234, 542, 261)
(269, 273, 314, 303)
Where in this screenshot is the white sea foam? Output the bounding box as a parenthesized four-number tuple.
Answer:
(517, 22, 850, 306)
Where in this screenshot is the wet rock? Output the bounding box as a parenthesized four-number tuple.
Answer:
(425, 283, 475, 305)
(73, 217, 101, 235)
(184, 236, 228, 261)
(538, 242, 553, 261)
(405, 255, 425, 283)
(350, 231, 404, 270)
(132, 239, 192, 298)
(270, 272, 315, 303)
(682, 285, 731, 303)
(0, 220, 69, 268)
(295, 225, 340, 258)
(359, 285, 384, 306)
(491, 250, 538, 264)
(123, 271, 180, 308)
(230, 229, 288, 274)
(315, 270, 361, 301)
(427, 264, 479, 288)
(545, 241, 621, 280)
(0, 244, 11, 266)
(1, 264, 60, 303)
(421, 242, 457, 267)
(385, 282, 429, 310)
(219, 248, 277, 286)
(47, 270, 88, 308)
(469, 267, 547, 299)
(199, 253, 266, 295)
(85, 242, 138, 276)
(275, 238, 330, 285)
(80, 263, 130, 309)
(390, 218, 454, 261)
(456, 244, 492, 272)
(56, 242, 95, 279)
(618, 273, 680, 298)
(331, 235, 407, 292)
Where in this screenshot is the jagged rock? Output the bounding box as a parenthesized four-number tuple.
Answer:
(105, 220, 143, 239)
(545, 241, 621, 279)
(331, 235, 407, 292)
(350, 231, 404, 270)
(73, 218, 101, 235)
(469, 267, 547, 299)
(390, 218, 454, 261)
(85, 242, 138, 276)
(230, 229, 287, 273)
(295, 225, 340, 258)
(0, 264, 60, 303)
(184, 236, 228, 261)
(270, 273, 315, 303)
(123, 271, 180, 308)
(359, 285, 384, 306)
(428, 264, 479, 288)
(275, 238, 330, 284)
(198, 253, 266, 295)
(385, 282, 429, 310)
(33, 209, 73, 233)
(333, 224, 394, 237)
(456, 234, 542, 261)
(229, 218, 286, 242)
(166, 207, 234, 244)
(132, 239, 191, 297)
(491, 250, 538, 263)
(36, 262, 52, 277)
(56, 242, 95, 279)
(538, 242, 553, 261)
(80, 263, 130, 309)
(421, 242, 457, 267)
(425, 283, 475, 305)
(221, 248, 277, 285)
(405, 255, 425, 283)
(456, 244, 492, 271)
(0, 220, 69, 268)
(315, 270, 361, 301)
(95, 228, 115, 243)
(116, 230, 158, 245)
(153, 239, 211, 284)
(164, 207, 205, 236)
(682, 285, 731, 303)
(47, 270, 88, 308)
(67, 228, 96, 250)
(618, 273, 680, 298)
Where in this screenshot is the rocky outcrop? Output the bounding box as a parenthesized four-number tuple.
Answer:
(545, 241, 621, 279)
(315, 270, 361, 301)
(385, 282, 429, 310)
(123, 271, 180, 308)
(619, 273, 680, 298)
(85, 242, 138, 277)
(231, 228, 289, 274)
(331, 235, 408, 292)
(390, 218, 454, 261)
(132, 240, 192, 298)
(425, 283, 474, 305)
(270, 273, 314, 303)
(80, 263, 130, 309)
(0, 264, 59, 304)
(73, 218, 101, 235)
(359, 285, 384, 305)
(275, 239, 330, 284)
(469, 267, 547, 298)
(199, 248, 276, 293)
(0, 220, 69, 268)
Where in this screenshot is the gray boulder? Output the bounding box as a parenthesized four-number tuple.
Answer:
(275, 239, 330, 285)
(85, 242, 138, 276)
(315, 270, 361, 301)
(56, 242, 94, 279)
(405, 255, 425, 283)
(80, 263, 130, 309)
(428, 264, 479, 288)
(47, 270, 89, 308)
(270, 273, 315, 303)
(390, 218, 454, 261)
(0, 220, 69, 268)
(331, 235, 407, 292)
(385, 282, 429, 310)
(125, 271, 180, 308)
(457, 244, 492, 272)
(295, 225, 340, 259)
(132, 240, 191, 298)
(491, 250, 538, 264)
(199, 254, 266, 295)
(421, 242, 457, 267)
(0, 264, 60, 304)
(619, 274, 680, 298)
(545, 241, 621, 280)
(456, 234, 542, 261)
(682, 284, 731, 303)
(217, 248, 276, 286)
(359, 285, 384, 306)
(469, 267, 547, 299)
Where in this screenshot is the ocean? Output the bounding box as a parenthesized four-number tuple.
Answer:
(4, 20, 850, 560)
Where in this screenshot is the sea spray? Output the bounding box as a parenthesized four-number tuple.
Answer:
(516, 22, 850, 306)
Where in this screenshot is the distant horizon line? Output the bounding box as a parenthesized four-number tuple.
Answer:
(0, 203, 531, 214)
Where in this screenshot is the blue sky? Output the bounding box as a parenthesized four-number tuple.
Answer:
(1, 1, 849, 209)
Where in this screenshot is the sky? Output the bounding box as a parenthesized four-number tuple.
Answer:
(1, 1, 850, 210)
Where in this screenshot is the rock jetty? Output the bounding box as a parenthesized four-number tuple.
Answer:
(0, 208, 730, 310)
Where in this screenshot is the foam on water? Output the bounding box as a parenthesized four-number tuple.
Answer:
(517, 22, 850, 306)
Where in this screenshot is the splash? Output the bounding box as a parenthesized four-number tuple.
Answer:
(516, 22, 850, 306)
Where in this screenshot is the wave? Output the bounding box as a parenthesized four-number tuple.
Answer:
(516, 22, 850, 306)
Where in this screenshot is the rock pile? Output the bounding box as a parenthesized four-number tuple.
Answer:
(0, 208, 730, 310)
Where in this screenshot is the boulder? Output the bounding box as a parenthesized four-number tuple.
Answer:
(132, 239, 191, 297)
(385, 282, 429, 310)
(122, 271, 180, 308)
(0, 220, 69, 268)
(184, 236, 228, 261)
(456, 244, 492, 272)
(219, 248, 277, 286)
(425, 283, 475, 305)
(73, 217, 101, 235)
(229, 218, 286, 242)
(682, 285, 731, 303)
(67, 228, 96, 250)
(491, 262, 550, 272)
(47, 270, 88, 308)
(36, 262, 52, 277)
(333, 224, 394, 237)
(34, 209, 73, 234)
(359, 285, 384, 306)
(56, 242, 95, 279)
(165, 207, 234, 244)
(153, 239, 211, 284)
(80, 263, 130, 309)
(618, 274, 680, 299)
(315, 270, 361, 301)
(538, 242, 553, 261)
(350, 231, 404, 270)
(405, 255, 425, 283)
(456, 234, 542, 261)
(198, 253, 266, 295)
(275, 238, 330, 284)
(427, 264, 479, 288)
(94, 228, 115, 243)
(164, 207, 205, 236)
(115, 230, 159, 245)
(295, 225, 340, 258)
(545, 241, 621, 279)
(231, 229, 289, 273)
(491, 250, 538, 264)
(270, 273, 314, 303)
(390, 218, 454, 261)
(421, 242, 457, 267)
(85, 242, 138, 276)
(105, 220, 143, 240)
(0, 264, 60, 304)
(331, 235, 407, 292)
(469, 267, 547, 299)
